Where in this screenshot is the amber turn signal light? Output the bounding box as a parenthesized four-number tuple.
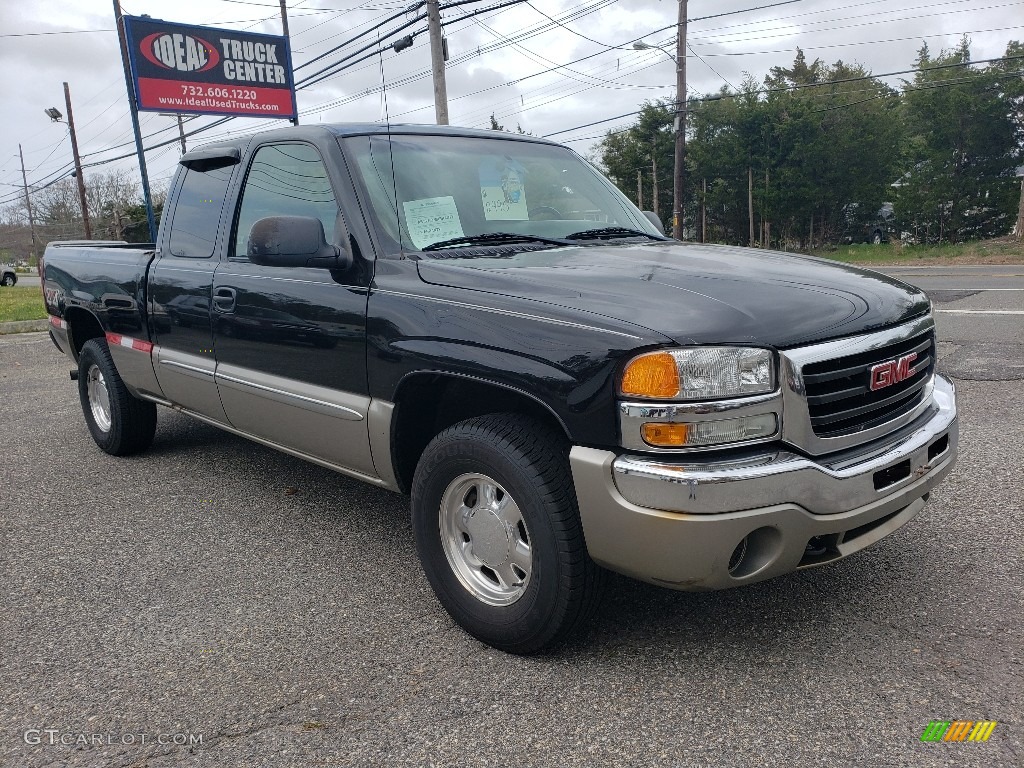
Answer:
(641, 423, 690, 447)
(621, 352, 680, 398)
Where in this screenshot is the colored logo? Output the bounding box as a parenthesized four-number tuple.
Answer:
(920, 720, 998, 742)
(869, 351, 919, 391)
(140, 32, 219, 73)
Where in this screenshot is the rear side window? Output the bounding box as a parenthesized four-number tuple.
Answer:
(168, 166, 233, 258)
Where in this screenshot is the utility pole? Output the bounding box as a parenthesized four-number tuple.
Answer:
(1015, 176, 1024, 241)
(637, 170, 643, 210)
(63, 82, 92, 240)
(672, 0, 687, 239)
(651, 154, 659, 219)
(748, 166, 755, 247)
(701, 177, 706, 243)
(18, 145, 40, 264)
(280, 0, 299, 125)
(176, 115, 187, 153)
(426, 0, 449, 124)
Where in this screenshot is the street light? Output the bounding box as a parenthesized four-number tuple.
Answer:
(45, 83, 92, 239)
(632, 41, 676, 63)
(634, 37, 686, 240)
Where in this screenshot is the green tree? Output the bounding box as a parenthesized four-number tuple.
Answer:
(596, 101, 674, 221)
(896, 38, 1023, 242)
(488, 113, 531, 135)
(686, 56, 901, 247)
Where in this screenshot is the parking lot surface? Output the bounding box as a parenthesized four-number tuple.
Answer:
(1, 265, 1021, 767)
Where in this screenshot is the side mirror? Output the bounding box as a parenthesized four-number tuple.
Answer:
(642, 210, 665, 235)
(247, 216, 353, 269)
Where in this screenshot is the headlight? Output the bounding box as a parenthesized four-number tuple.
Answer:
(621, 347, 774, 400)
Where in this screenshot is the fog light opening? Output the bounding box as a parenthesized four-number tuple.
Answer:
(728, 536, 749, 574)
(728, 526, 783, 579)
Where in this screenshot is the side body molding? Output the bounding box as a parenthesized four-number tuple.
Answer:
(214, 363, 378, 478)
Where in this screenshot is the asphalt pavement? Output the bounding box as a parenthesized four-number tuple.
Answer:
(1, 264, 1021, 767)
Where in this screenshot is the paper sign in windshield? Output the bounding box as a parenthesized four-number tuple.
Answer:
(479, 159, 528, 220)
(403, 196, 464, 249)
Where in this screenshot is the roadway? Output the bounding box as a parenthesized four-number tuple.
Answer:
(0, 264, 1020, 767)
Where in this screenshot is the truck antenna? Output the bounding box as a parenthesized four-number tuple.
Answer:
(377, 31, 406, 254)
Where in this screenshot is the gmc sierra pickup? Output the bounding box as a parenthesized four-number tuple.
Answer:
(42, 124, 958, 653)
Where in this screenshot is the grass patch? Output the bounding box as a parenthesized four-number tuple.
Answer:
(812, 237, 1024, 266)
(0, 285, 46, 323)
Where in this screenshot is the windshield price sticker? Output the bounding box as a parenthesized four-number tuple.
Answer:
(479, 159, 529, 221)
(403, 196, 465, 249)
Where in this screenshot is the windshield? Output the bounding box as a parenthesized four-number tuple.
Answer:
(344, 133, 661, 253)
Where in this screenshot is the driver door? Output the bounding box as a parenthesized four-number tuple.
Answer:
(212, 140, 375, 477)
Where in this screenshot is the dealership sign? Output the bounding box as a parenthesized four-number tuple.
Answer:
(124, 16, 297, 119)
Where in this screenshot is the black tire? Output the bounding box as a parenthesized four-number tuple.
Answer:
(411, 413, 606, 654)
(1, 274, 15, 286)
(77, 338, 157, 456)
(871, 230, 883, 245)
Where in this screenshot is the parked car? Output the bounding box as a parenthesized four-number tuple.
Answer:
(40, 124, 958, 653)
(1, 264, 17, 286)
(842, 202, 895, 244)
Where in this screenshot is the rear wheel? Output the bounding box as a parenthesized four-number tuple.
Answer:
(411, 413, 606, 654)
(872, 230, 883, 245)
(77, 338, 157, 456)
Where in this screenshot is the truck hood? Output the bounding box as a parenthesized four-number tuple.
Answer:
(416, 242, 930, 348)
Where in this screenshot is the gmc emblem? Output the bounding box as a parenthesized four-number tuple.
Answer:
(869, 352, 919, 391)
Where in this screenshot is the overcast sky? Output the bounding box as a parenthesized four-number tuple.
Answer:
(1, 0, 1020, 210)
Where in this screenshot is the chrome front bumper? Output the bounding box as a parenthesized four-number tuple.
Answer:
(570, 374, 958, 591)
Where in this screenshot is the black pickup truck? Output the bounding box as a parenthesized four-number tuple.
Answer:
(42, 124, 958, 653)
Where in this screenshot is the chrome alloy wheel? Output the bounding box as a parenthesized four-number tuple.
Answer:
(86, 364, 112, 433)
(439, 472, 533, 606)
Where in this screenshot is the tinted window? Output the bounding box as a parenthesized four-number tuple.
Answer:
(232, 143, 339, 259)
(168, 166, 232, 258)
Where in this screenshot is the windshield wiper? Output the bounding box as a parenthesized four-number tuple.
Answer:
(564, 226, 669, 242)
(421, 232, 570, 251)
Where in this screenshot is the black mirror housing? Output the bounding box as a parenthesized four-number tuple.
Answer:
(247, 216, 353, 269)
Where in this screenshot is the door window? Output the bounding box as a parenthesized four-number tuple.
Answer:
(232, 143, 339, 259)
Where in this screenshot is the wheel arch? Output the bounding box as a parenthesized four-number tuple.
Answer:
(64, 307, 106, 362)
(389, 371, 572, 494)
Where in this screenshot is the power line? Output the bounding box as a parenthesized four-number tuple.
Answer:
(3, 0, 1018, 204)
(298, 0, 616, 114)
(543, 53, 1024, 139)
(0, 29, 114, 37)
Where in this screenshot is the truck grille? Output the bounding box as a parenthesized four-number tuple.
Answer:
(801, 329, 935, 438)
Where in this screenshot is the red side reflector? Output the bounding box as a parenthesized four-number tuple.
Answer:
(105, 332, 153, 354)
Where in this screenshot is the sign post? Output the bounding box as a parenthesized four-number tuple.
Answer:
(113, 0, 157, 243)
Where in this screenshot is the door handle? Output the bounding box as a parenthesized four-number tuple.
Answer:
(213, 287, 236, 313)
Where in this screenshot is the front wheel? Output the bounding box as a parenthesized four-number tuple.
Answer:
(871, 230, 883, 245)
(1, 274, 15, 286)
(411, 414, 606, 654)
(77, 338, 157, 456)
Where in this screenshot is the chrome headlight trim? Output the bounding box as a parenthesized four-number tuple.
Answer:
(620, 346, 776, 401)
(619, 391, 783, 453)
